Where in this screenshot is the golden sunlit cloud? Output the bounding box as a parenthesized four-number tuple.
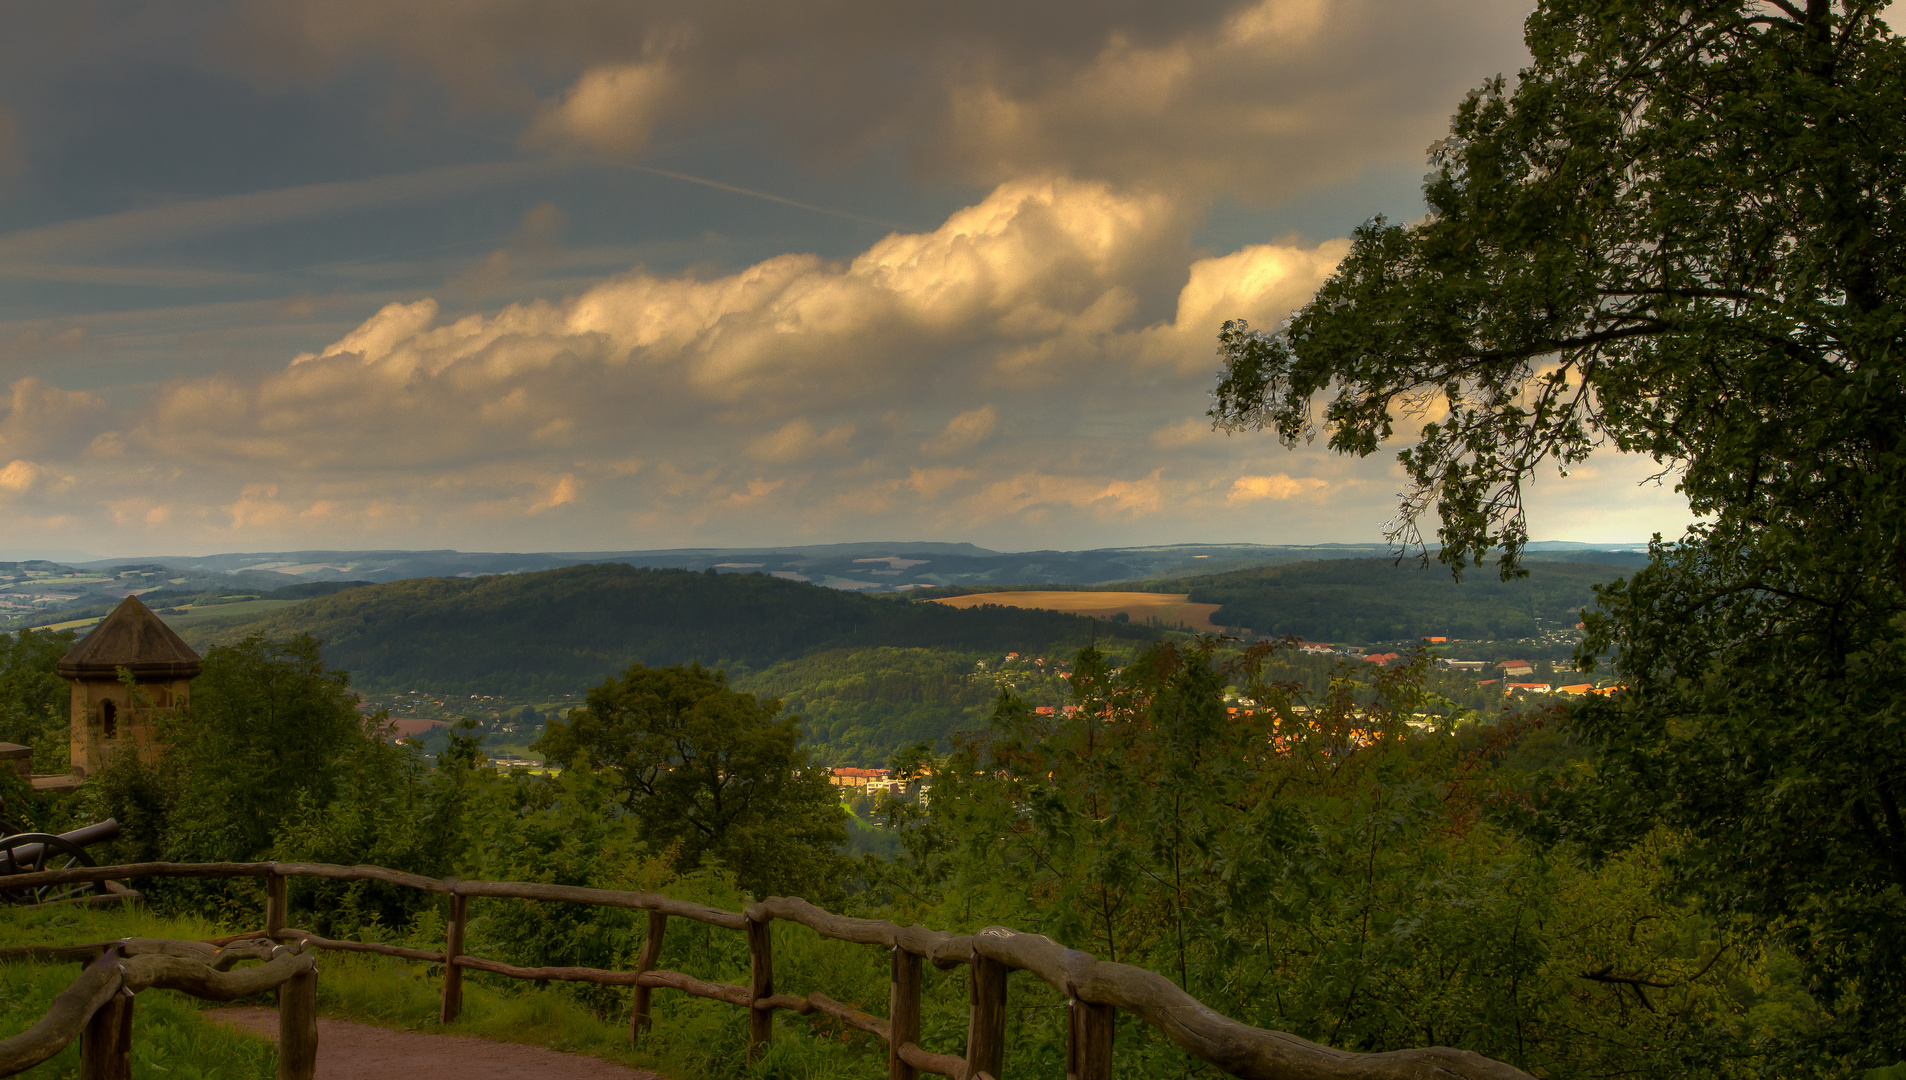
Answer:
(1228, 474, 1329, 504)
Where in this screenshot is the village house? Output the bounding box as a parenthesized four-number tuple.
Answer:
(830, 766, 889, 789)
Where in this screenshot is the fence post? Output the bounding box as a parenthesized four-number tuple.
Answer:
(746, 914, 773, 1058)
(1066, 997, 1114, 1080)
(964, 952, 1007, 1080)
(440, 886, 467, 1025)
(277, 956, 319, 1080)
(78, 985, 132, 1080)
(630, 910, 666, 1042)
(889, 947, 922, 1080)
(265, 870, 286, 939)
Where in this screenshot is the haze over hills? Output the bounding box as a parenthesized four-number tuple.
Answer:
(3, 537, 1650, 616)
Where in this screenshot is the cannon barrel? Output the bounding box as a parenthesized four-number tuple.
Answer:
(0, 818, 120, 874)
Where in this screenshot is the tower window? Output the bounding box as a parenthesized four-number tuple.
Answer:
(101, 699, 118, 739)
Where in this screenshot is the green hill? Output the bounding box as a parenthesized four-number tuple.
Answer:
(1179, 558, 1633, 644)
(182, 563, 1154, 697)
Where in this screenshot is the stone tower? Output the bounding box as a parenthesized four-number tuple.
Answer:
(56, 595, 201, 778)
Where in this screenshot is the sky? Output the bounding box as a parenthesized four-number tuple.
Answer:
(0, 0, 1697, 558)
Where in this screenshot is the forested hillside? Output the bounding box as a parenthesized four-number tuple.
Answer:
(183, 563, 1154, 696)
(1179, 558, 1630, 643)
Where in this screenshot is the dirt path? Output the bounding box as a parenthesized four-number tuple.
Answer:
(207, 1007, 663, 1080)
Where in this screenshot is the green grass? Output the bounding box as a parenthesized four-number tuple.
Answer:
(0, 903, 277, 1079)
(0, 894, 1140, 1080)
(0, 901, 915, 1080)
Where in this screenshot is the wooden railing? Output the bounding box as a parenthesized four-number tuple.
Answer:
(0, 860, 1535, 1080)
(0, 935, 318, 1080)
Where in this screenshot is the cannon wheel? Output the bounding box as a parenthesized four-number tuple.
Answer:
(0, 833, 102, 906)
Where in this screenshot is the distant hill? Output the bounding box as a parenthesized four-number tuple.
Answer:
(1175, 558, 1634, 644)
(180, 563, 1156, 695)
(68, 540, 1653, 596)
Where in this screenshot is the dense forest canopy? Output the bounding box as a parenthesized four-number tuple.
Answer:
(183, 563, 1154, 696)
(1178, 557, 1626, 643)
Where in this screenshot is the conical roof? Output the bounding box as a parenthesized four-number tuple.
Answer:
(56, 595, 202, 681)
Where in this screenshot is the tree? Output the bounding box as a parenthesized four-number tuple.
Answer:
(0, 628, 76, 756)
(1210, 0, 1906, 1064)
(83, 635, 382, 861)
(534, 662, 847, 899)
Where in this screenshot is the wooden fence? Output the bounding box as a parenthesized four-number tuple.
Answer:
(0, 860, 1534, 1080)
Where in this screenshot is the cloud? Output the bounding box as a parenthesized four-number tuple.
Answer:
(747, 418, 854, 462)
(1150, 417, 1215, 449)
(0, 459, 40, 495)
(921, 406, 997, 456)
(1228, 473, 1329, 503)
(0, 160, 557, 263)
(0, 378, 114, 460)
(91, 177, 1354, 544)
(529, 61, 676, 155)
(0, 172, 1694, 553)
(135, 177, 1194, 474)
(528, 473, 580, 513)
(220, 0, 1530, 199)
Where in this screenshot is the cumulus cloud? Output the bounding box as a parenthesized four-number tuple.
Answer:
(529, 61, 676, 155)
(0, 458, 40, 495)
(0, 378, 113, 460)
(921, 406, 997, 457)
(747, 418, 854, 463)
(1228, 473, 1329, 503)
(219, 0, 1529, 199)
(0, 170, 1691, 553)
(16, 175, 1370, 548)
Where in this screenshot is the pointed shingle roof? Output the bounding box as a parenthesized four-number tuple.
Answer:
(56, 595, 202, 681)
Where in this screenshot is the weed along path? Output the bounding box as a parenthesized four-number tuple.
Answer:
(208, 1007, 665, 1080)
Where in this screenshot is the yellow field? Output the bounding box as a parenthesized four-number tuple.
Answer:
(927, 591, 1228, 632)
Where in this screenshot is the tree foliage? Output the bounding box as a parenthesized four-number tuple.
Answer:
(875, 641, 1787, 1076)
(536, 662, 847, 899)
(0, 628, 75, 752)
(1210, 0, 1906, 1063)
(1181, 557, 1624, 643)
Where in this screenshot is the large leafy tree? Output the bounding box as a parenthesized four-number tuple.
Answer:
(535, 662, 847, 899)
(1210, 0, 1906, 1062)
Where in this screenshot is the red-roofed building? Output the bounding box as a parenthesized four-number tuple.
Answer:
(830, 767, 890, 789)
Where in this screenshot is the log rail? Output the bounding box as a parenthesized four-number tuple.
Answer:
(0, 861, 1533, 1080)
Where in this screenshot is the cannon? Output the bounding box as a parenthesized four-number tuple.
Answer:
(0, 818, 122, 906)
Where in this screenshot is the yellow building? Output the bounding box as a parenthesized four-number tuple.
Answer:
(56, 596, 201, 778)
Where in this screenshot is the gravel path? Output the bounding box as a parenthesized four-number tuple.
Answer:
(207, 1007, 664, 1080)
